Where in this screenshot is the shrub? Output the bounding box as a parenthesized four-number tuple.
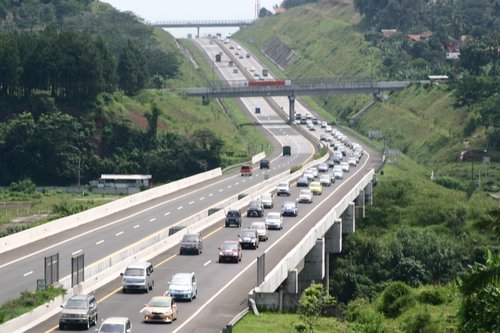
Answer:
(379, 281, 416, 318)
(291, 164, 303, 173)
(401, 308, 438, 333)
(418, 287, 448, 305)
(434, 176, 466, 191)
(9, 179, 36, 194)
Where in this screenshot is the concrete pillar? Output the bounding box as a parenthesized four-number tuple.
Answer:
(288, 95, 295, 124)
(342, 202, 355, 234)
(325, 252, 330, 293)
(355, 190, 365, 219)
(285, 269, 298, 294)
(325, 219, 342, 254)
(364, 181, 373, 206)
(257, 253, 265, 286)
(298, 238, 325, 292)
(196, 26, 200, 38)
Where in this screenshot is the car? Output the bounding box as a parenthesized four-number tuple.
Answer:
(339, 146, 347, 156)
(142, 296, 178, 323)
(321, 121, 327, 128)
(276, 182, 291, 196)
(121, 262, 154, 293)
(340, 161, 350, 173)
(308, 124, 316, 131)
(229, 45, 234, 49)
(96, 317, 131, 333)
(308, 167, 319, 178)
(265, 212, 283, 230)
(247, 200, 264, 217)
(58, 294, 98, 330)
(239, 55, 244, 59)
(333, 151, 342, 163)
(348, 156, 357, 166)
(282, 201, 298, 216)
(298, 189, 313, 203)
(225, 209, 242, 227)
(233, 68, 239, 73)
(235, 51, 239, 56)
(320, 134, 328, 141)
(179, 232, 203, 255)
(312, 118, 319, 125)
(167, 272, 197, 301)
(259, 192, 273, 208)
(250, 221, 268, 241)
(309, 181, 323, 195)
(303, 170, 315, 181)
(246, 53, 250, 58)
(317, 163, 329, 173)
(240, 164, 253, 176)
(218, 240, 242, 263)
(327, 158, 336, 168)
(260, 159, 270, 169)
(319, 174, 332, 186)
(297, 176, 310, 187)
(333, 166, 344, 179)
(255, 107, 261, 114)
(250, 66, 255, 72)
(239, 228, 259, 249)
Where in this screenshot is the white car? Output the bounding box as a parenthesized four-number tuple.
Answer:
(303, 170, 315, 181)
(317, 163, 329, 173)
(97, 317, 132, 333)
(348, 156, 357, 166)
(250, 222, 268, 241)
(298, 189, 313, 203)
(265, 212, 283, 230)
(333, 166, 343, 179)
(325, 126, 332, 133)
(167, 272, 198, 301)
(321, 121, 327, 128)
(308, 167, 319, 178)
(259, 192, 274, 208)
(340, 161, 350, 173)
(319, 174, 332, 186)
(276, 182, 291, 196)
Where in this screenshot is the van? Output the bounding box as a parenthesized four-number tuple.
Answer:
(121, 262, 154, 293)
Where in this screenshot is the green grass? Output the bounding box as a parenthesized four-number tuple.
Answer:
(233, 312, 346, 333)
(0, 286, 65, 324)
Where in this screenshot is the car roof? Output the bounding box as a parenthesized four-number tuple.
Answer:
(172, 272, 194, 279)
(69, 295, 92, 301)
(223, 240, 239, 245)
(101, 317, 129, 325)
(126, 262, 151, 269)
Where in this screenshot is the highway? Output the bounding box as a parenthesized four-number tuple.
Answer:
(19, 38, 382, 333)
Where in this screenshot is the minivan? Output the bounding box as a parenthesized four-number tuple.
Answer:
(121, 262, 154, 293)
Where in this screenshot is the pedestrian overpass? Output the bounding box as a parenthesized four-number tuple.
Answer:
(151, 19, 256, 37)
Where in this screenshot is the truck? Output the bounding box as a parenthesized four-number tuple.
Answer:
(215, 53, 222, 62)
(240, 164, 253, 176)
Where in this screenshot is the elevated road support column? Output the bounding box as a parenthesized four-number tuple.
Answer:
(342, 202, 355, 234)
(355, 190, 365, 218)
(197, 26, 200, 38)
(298, 238, 325, 293)
(288, 95, 295, 124)
(365, 181, 373, 206)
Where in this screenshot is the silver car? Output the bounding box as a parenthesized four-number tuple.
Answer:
(265, 212, 283, 230)
(250, 221, 268, 241)
(58, 294, 98, 330)
(298, 189, 313, 203)
(167, 272, 197, 301)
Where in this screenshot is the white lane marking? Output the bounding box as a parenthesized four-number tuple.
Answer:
(235, 182, 239, 186)
(72, 249, 82, 256)
(115, 231, 124, 237)
(189, 201, 194, 205)
(200, 197, 205, 201)
(164, 212, 170, 216)
(242, 179, 246, 183)
(177, 206, 183, 210)
(227, 185, 232, 189)
(209, 193, 213, 197)
(23, 271, 33, 277)
(133, 225, 140, 229)
(204, 260, 211, 266)
(219, 189, 223, 192)
(149, 218, 156, 223)
(96, 240, 104, 245)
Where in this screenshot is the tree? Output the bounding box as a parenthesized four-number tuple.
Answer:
(296, 284, 335, 333)
(117, 40, 147, 95)
(258, 7, 273, 18)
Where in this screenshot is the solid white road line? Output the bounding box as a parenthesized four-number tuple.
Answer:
(96, 240, 104, 245)
(72, 249, 82, 256)
(23, 271, 33, 277)
(115, 231, 124, 237)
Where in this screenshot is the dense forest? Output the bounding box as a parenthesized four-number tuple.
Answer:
(0, 0, 225, 186)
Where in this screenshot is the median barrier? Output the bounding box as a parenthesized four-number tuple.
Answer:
(0, 167, 222, 254)
(1, 156, 328, 333)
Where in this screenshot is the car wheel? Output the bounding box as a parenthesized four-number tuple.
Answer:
(59, 323, 64, 330)
(86, 318, 90, 330)
(94, 313, 98, 326)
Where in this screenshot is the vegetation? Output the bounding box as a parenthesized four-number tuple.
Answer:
(0, 286, 65, 324)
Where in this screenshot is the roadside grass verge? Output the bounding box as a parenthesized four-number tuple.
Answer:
(0, 286, 65, 324)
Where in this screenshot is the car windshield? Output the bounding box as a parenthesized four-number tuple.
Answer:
(65, 299, 87, 309)
(261, 194, 271, 200)
(182, 235, 198, 242)
(278, 183, 288, 188)
(251, 223, 265, 230)
(227, 211, 240, 217)
(284, 202, 295, 208)
(124, 268, 143, 276)
(99, 324, 124, 333)
(222, 243, 238, 250)
(301, 190, 311, 195)
(267, 213, 280, 219)
(149, 299, 171, 307)
(241, 230, 255, 237)
(171, 276, 190, 286)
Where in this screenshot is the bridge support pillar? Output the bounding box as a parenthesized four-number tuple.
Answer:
(298, 238, 325, 293)
(196, 26, 200, 38)
(285, 269, 299, 294)
(288, 95, 295, 124)
(355, 190, 365, 219)
(325, 219, 342, 254)
(342, 202, 355, 234)
(364, 181, 373, 206)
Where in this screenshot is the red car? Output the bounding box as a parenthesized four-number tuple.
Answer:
(218, 241, 242, 263)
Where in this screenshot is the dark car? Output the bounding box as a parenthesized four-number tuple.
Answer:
(218, 241, 242, 263)
(247, 200, 264, 217)
(296, 176, 310, 187)
(281, 201, 298, 217)
(225, 209, 242, 227)
(238, 228, 259, 249)
(179, 232, 203, 255)
(260, 159, 270, 169)
(59, 294, 98, 330)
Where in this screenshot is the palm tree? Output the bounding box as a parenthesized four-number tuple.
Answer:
(460, 249, 500, 296)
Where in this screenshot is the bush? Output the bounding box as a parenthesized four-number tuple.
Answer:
(379, 281, 416, 318)
(291, 164, 303, 173)
(9, 179, 36, 194)
(434, 176, 466, 191)
(401, 308, 438, 333)
(418, 287, 448, 305)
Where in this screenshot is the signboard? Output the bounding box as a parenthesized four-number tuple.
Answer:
(37, 279, 46, 291)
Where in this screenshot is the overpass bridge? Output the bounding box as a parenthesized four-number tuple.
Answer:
(151, 19, 256, 37)
(171, 80, 412, 123)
